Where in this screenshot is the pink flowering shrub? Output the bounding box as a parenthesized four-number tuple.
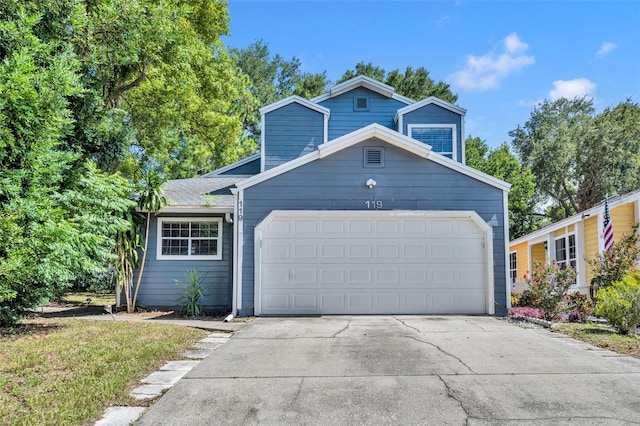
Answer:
(508, 307, 546, 320)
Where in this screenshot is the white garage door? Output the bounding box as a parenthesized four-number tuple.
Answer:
(254, 211, 492, 315)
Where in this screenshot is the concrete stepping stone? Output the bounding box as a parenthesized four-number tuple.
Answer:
(95, 406, 146, 425)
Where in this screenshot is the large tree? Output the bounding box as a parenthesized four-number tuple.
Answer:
(338, 62, 458, 103)
(13, 0, 253, 178)
(510, 98, 640, 221)
(231, 39, 330, 140)
(0, 5, 135, 325)
(465, 137, 540, 238)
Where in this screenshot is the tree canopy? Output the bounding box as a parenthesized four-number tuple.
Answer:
(337, 62, 458, 103)
(510, 98, 640, 221)
(231, 39, 330, 140)
(465, 137, 540, 238)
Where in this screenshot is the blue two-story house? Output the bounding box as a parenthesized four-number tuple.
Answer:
(134, 76, 511, 317)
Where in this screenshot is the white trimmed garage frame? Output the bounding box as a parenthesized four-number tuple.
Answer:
(253, 210, 495, 316)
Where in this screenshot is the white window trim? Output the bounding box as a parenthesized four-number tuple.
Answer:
(407, 124, 457, 160)
(509, 251, 518, 285)
(156, 217, 223, 261)
(554, 233, 577, 271)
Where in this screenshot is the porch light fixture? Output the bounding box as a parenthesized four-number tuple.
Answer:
(366, 178, 377, 189)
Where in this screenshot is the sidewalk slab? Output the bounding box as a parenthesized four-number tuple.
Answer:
(95, 407, 146, 425)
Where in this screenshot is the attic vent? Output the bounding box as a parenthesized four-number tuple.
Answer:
(364, 147, 384, 168)
(353, 96, 370, 111)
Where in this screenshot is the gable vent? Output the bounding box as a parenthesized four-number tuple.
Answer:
(364, 147, 384, 168)
(353, 96, 370, 111)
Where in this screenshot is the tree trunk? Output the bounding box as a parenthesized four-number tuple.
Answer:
(131, 211, 150, 311)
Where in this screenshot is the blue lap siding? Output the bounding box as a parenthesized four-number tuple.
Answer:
(319, 87, 407, 140)
(239, 139, 508, 316)
(133, 214, 233, 312)
(263, 103, 325, 170)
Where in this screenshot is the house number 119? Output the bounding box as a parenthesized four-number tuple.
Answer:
(365, 200, 383, 209)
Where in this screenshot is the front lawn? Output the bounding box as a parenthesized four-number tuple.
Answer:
(553, 322, 640, 359)
(0, 318, 208, 426)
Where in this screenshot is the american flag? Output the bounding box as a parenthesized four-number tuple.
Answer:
(603, 198, 614, 252)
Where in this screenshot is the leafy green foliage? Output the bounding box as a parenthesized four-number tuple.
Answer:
(337, 61, 458, 103)
(521, 262, 576, 320)
(176, 269, 206, 317)
(231, 39, 330, 141)
(0, 8, 134, 325)
(595, 271, 640, 335)
(588, 232, 640, 289)
(465, 137, 540, 238)
(510, 98, 640, 221)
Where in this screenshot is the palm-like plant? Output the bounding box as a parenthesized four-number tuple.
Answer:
(131, 168, 167, 312)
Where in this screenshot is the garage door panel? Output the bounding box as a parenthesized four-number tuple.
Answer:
(258, 212, 489, 315)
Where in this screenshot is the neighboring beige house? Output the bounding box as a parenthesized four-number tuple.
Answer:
(509, 189, 640, 295)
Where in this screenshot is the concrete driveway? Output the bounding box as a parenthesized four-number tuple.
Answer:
(137, 316, 640, 425)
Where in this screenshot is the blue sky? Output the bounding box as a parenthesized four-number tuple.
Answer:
(224, 1, 640, 148)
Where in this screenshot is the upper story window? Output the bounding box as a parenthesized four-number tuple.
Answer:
(408, 124, 456, 159)
(157, 218, 222, 260)
(353, 96, 370, 112)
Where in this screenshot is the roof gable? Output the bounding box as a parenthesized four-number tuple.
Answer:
(311, 76, 414, 105)
(236, 124, 510, 192)
(259, 95, 330, 116)
(395, 96, 466, 121)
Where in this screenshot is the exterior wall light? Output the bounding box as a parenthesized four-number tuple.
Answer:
(366, 178, 376, 189)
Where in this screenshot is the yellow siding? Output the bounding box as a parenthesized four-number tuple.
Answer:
(611, 203, 636, 242)
(510, 241, 529, 280)
(568, 224, 575, 232)
(583, 216, 598, 284)
(554, 228, 565, 237)
(531, 242, 546, 267)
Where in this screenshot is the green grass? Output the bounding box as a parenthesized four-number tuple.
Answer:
(553, 322, 640, 359)
(0, 318, 208, 426)
(59, 292, 116, 306)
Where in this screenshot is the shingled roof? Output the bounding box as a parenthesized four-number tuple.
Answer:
(163, 176, 249, 208)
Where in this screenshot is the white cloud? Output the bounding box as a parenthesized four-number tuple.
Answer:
(448, 32, 535, 91)
(549, 78, 596, 100)
(596, 42, 617, 56)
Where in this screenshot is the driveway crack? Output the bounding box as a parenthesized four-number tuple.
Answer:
(393, 317, 477, 374)
(438, 375, 470, 425)
(332, 319, 351, 337)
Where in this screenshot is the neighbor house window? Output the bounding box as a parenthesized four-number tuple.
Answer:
(408, 124, 456, 159)
(554, 234, 576, 270)
(157, 218, 222, 260)
(509, 252, 518, 285)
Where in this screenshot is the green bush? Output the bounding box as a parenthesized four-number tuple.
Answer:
(523, 262, 576, 321)
(595, 271, 640, 335)
(176, 269, 206, 317)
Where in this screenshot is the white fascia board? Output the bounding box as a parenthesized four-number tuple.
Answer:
(427, 152, 511, 192)
(236, 124, 431, 190)
(260, 112, 266, 172)
(159, 206, 234, 214)
(235, 150, 320, 190)
(202, 153, 260, 176)
(509, 189, 640, 245)
(395, 97, 467, 122)
(318, 123, 431, 159)
(259, 95, 330, 116)
(311, 76, 415, 104)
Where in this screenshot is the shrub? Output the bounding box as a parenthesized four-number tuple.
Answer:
(564, 291, 593, 318)
(588, 231, 639, 289)
(567, 310, 587, 323)
(176, 269, 206, 317)
(595, 271, 640, 335)
(523, 262, 576, 321)
(508, 307, 546, 320)
(512, 289, 536, 307)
